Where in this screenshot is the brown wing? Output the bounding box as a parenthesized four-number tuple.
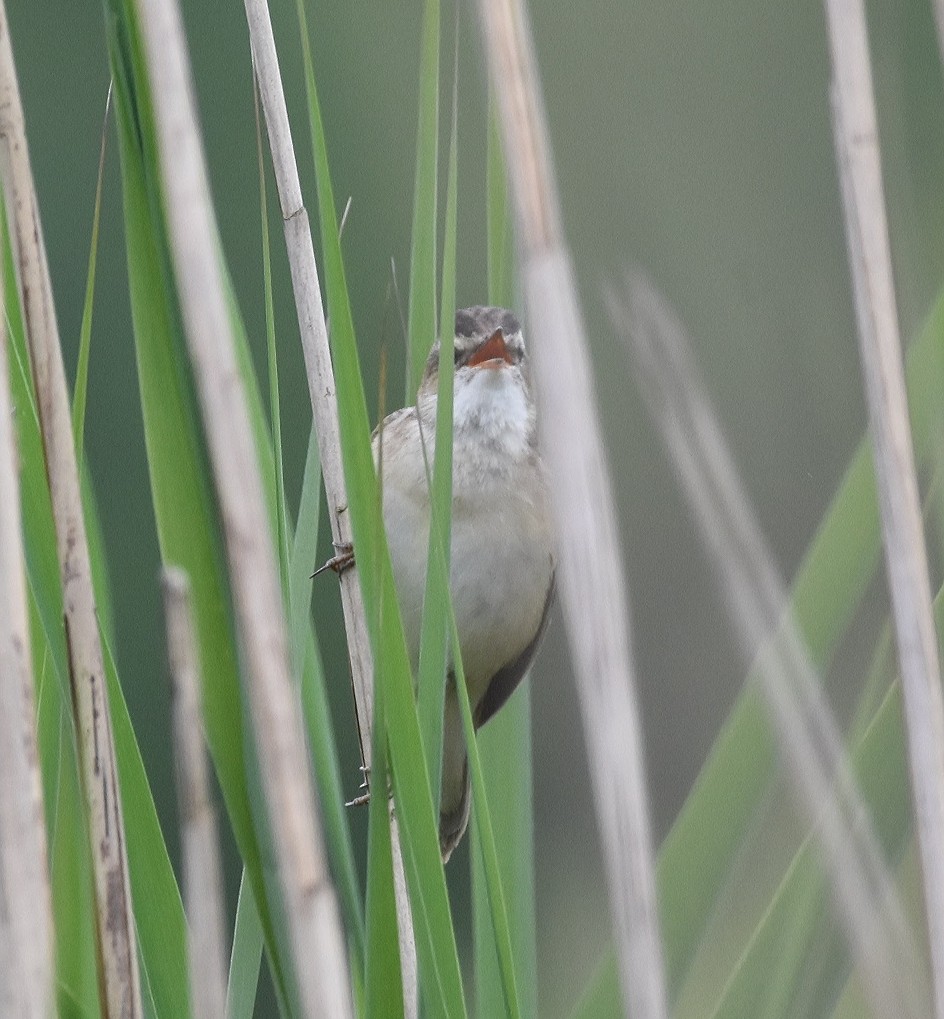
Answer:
(473, 572, 556, 729)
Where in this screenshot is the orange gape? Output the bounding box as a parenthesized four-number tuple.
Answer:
(468, 329, 513, 368)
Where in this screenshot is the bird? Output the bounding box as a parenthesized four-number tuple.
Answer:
(373, 305, 556, 860)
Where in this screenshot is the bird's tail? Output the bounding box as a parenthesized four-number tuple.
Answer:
(439, 687, 471, 861)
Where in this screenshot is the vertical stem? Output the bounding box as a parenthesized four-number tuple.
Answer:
(0, 206, 54, 1019)
(825, 2, 944, 1014)
(0, 6, 141, 1016)
(163, 569, 228, 1019)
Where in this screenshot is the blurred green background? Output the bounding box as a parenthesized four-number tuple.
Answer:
(9, 0, 944, 1014)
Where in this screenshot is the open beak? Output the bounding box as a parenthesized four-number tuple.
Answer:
(468, 329, 514, 369)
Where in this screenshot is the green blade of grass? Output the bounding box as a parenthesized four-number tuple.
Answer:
(364, 611, 404, 1019)
(406, 0, 440, 397)
(570, 289, 944, 1017)
(704, 574, 944, 1019)
(454, 648, 521, 1019)
(708, 677, 912, 1019)
(30, 594, 100, 1019)
(296, 10, 466, 1011)
(101, 629, 191, 1019)
(72, 85, 110, 476)
(255, 82, 292, 639)
(409, 91, 522, 1000)
(226, 869, 265, 1019)
(415, 353, 522, 1019)
(416, 17, 457, 819)
(474, 99, 538, 1019)
(289, 424, 321, 652)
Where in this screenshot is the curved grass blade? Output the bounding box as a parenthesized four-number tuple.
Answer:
(290, 425, 321, 654)
(226, 869, 264, 1019)
(255, 81, 292, 629)
(72, 84, 111, 477)
(415, 14, 456, 818)
(708, 678, 911, 1019)
(102, 617, 191, 1019)
(364, 613, 404, 1019)
(406, 0, 440, 397)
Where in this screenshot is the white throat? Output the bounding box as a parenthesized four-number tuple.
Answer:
(452, 366, 531, 459)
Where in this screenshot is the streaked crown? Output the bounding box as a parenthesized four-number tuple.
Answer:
(421, 306, 526, 386)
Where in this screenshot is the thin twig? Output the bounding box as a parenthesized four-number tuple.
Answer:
(0, 221, 53, 1019)
(612, 272, 927, 1019)
(163, 568, 227, 1019)
(825, 2, 944, 1014)
(476, 2, 669, 1016)
(134, 0, 353, 1014)
(242, 0, 417, 1010)
(0, 6, 141, 1017)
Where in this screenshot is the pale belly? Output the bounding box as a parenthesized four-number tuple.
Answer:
(381, 459, 553, 706)
(448, 490, 553, 702)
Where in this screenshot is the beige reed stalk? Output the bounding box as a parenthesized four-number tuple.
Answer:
(163, 569, 228, 1019)
(476, 2, 669, 1016)
(615, 273, 927, 1019)
(0, 6, 142, 1017)
(242, 1, 418, 1012)
(825, 2, 944, 1015)
(135, 0, 353, 1014)
(0, 231, 54, 1019)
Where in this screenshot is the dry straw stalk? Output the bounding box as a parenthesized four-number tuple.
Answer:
(476, 1, 669, 1016)
(163, 568, 228, 1019)
(0, 213, 54, 1019)
(825, 1, 944, 1015)
(0, 4, 142, 1016)
(135, 0, 353, 1013)
(615, 273, 927, 1019)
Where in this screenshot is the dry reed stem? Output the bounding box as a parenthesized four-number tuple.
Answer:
(614, 273, 927, 1019)
(242, 2, 417, 1012)
(163, 568, 227, 1019)
(135, 0, 353, 1014)
(0, 6, 142, 1017)
(243, 0, 374, 745)
(825, 2, 944, 1014)
(0, 236, 54, 1019)
(476, 2, 669, 1016)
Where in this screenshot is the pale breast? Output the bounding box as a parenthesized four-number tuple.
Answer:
(447, 442, 553, 703)
(376, 374, 554, 707)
